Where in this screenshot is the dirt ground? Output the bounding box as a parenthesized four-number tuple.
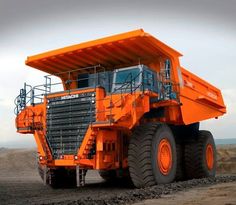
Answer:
(0, 145, 235, 205)
(0, 171, 131, 205)
(133, 182, 236, 205)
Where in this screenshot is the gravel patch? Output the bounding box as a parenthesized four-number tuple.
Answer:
(43, 175, 236, 205)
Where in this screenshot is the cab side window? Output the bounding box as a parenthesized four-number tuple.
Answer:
(78, 73, 89, 88)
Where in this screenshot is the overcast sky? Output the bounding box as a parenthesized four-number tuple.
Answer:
(0, 0, 235, 148)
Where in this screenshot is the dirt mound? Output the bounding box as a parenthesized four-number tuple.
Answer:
(0, 148, 37, 177)
(216, 145, 236, 174)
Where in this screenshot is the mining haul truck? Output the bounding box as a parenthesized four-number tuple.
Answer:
(15, 29, 226, 188)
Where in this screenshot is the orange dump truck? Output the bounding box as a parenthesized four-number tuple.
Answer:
(15, 29, 226, 188)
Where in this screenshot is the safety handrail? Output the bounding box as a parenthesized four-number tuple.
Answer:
(14, 65, 180, 119)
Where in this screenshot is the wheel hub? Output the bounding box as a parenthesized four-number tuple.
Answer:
(157, 139, 172, 175)
(206, 143, 214, 170)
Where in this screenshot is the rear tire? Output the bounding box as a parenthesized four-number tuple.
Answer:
(170, 122, 200, 181)
(128, 123, 177, 188)
(175, 142, 184, 181)
(184, 130, 216, 179)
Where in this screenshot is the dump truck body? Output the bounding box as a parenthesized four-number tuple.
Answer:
(15, 29, 226, 187)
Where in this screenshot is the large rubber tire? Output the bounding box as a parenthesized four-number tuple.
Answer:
(128, 123, 177, 188)
(184, 130, 216, 179)
(170, 122, 200, 181)
(175, 142, 184, 181)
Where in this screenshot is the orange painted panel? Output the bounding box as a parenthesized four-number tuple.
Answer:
(25, 29, 181, 74)
(179, 67, 226, 124)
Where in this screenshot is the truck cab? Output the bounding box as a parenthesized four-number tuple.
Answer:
(76, 64, 159, 94)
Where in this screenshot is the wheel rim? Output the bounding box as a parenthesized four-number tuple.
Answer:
(206, 143, 214, 170)
(157, 139, 172, 175)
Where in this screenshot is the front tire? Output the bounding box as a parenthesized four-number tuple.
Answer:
(128, 123, 177, 188)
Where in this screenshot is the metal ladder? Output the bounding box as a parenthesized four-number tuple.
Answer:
(76, 166, 87, 187)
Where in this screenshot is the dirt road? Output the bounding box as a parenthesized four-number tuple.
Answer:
(133, 182, 236, 205)
(0, 174, 236, 205)
(0, 171, 131, 205)
(0, 146, 235, 205)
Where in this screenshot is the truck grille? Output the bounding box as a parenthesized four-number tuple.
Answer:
(46, 92, 96, 159)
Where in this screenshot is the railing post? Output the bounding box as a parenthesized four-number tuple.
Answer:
(142, 71, 144, 93)
(45, 76, 48, 94)
(89, 98, 92, 126)
(130, 73, 133, 94)
(49, 77, 51, 93)
(31, 88, 34, 105)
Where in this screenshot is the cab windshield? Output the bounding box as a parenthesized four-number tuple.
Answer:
(115, 68, 140, 84)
